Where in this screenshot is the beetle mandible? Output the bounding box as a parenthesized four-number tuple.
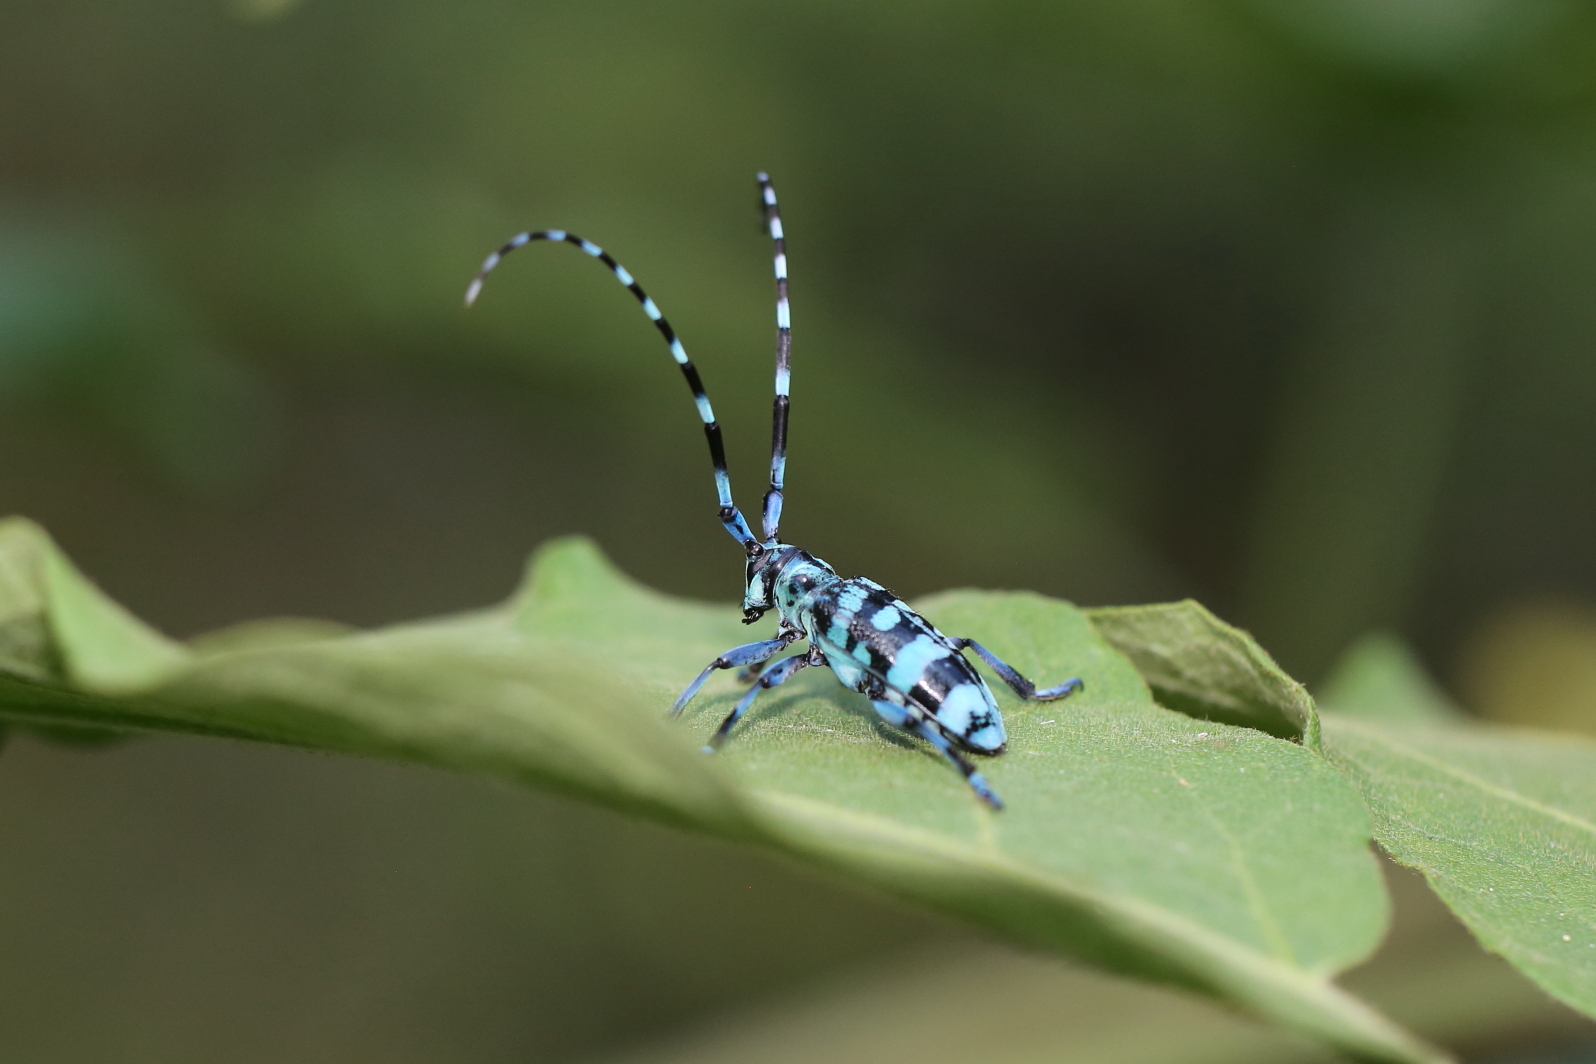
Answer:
(466, 173, 1082, 808)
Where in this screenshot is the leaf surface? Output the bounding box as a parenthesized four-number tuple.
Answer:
(0, 519, 1440, 1062)
(1318, 632, 1596, 1020)
(1321, 705, 1596, 1024)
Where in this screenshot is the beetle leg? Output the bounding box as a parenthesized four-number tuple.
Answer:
(707, 653, 812, 749)
(672, 631, 801, 716)
(953, 639, 1083, 702)
(870, 699, 1004, 810)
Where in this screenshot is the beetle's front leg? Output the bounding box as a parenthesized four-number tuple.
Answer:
(671, 626, 803, 716)
(734, 628, 812, 683)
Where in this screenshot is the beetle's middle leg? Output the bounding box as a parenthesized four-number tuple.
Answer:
(952, 638, 1083, 702)
(707, 652, 813, 748)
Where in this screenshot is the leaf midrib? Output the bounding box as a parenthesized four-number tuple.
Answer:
(1158, 745, 1298, 965)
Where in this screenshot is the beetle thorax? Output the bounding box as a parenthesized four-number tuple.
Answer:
(742, 543, 840, 626)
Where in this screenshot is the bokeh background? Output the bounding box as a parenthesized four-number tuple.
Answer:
(5, 0, 1596, 1060)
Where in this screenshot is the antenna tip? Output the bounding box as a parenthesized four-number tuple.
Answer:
(756, 171, 770, 182)
(464, 278, 483, 307)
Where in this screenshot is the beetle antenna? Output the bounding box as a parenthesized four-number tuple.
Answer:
(466, 230, 760, 552)
(757, 172, 791, 544)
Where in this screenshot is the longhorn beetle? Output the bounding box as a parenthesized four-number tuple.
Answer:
(466, 174, 1082, 809)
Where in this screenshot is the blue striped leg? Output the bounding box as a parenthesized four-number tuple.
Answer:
(708, 653, 812, 749)
(672, 632, 801, 716)
(757, 172, 792, 543)
(954, 639, 1083, 701)
(871, 700, 1004, 809)
(466, 229, 759, 552)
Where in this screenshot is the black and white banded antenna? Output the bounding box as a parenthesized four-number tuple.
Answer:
(757, 172, 792, 544)
(464, 229, 761, 553)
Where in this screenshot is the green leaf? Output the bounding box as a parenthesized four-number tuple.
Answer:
(1319, 633, 1462, 725)
(1321, 712, 1596, 1024)
(0, 520, 1441, 1063)
(1317, 632, 1596, 1020)
(1086, 600, 1318, 744)
(0, 517, 188, 690)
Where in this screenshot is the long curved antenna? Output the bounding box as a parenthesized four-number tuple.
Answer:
(757, 172, 791, 543)
(466, 230, 760, 552)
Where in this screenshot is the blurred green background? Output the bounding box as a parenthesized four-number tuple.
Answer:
(6, 0, 1596, 1060)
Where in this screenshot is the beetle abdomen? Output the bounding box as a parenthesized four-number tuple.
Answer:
(808, 578, 1007, 753)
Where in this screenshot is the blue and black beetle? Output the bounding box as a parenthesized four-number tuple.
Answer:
(467, 174, 1082, 808)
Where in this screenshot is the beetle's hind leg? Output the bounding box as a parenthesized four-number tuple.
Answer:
(953, 639, 1083, 702)
(870, 699, 1004, 810)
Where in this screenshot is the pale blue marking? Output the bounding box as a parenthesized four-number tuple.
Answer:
(963, 723, 1006, 752)
(714, 468, 733, 505)
(775, 365, 790, 396)
(827, 647, 865, 690)
(642, 298, 662, 320)
(936, 683, 984, 737)
(772, 454, 787, 485)
(946, 680, 1005, 751)
(774, 253, 787, 278)
(871, 605, 902, 631)
(483, 251, 501, 270)
(464, 279, 483, 305)
(852, 641, 874, 665)
(763, 186, 777, 206)
(777, 300, 790, 329)
(669, 339, 688, 364)
(579, 239, 602, 257)
(827, 619, 850, 646)
(510, 233, 530, 247)
(770, 217, 784, 239)
(614, 265, 634, 285)
(837, 585, 867, 614)
(870, 699, 909, 728)
(887, 635, 946, 692)
(695, 394, 714, 423)
(546, 229, 566, 241)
